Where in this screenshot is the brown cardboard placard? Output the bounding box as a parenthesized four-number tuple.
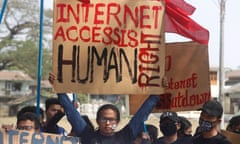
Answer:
(130, 42, 211, 114)
(221, 130, 240, 144)
(0, 129, 79, 144)
(52, 0, 166, 94)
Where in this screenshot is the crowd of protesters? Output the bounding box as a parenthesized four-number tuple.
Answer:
(0, 74, 239, 144)
(2, 95, 239, 144)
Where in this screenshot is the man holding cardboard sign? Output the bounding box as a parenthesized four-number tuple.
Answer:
(58, 93, 163, 144)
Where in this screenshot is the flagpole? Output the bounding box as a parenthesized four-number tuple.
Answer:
(219, 0, 225, 128)
(36, 0, 44, 117)
(0, 0, 8, 23)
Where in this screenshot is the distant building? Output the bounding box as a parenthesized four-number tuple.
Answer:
(0, 70, 34, 116)
(209, 67, 219, 99)
(225, 69, 240, 114)
(0, 70, 33, 97)
(0, 70, 52, 116)
(210, 67, 240, 114)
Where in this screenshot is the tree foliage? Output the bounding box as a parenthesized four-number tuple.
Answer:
(0, 0, 53, 79)
(6, 40, 52, 79)
(76, 93, 89, 104)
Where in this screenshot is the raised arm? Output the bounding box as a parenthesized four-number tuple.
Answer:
(43, 111, 65, 134)
(129, 95, 160, 137)
(57, 93, 87, 136)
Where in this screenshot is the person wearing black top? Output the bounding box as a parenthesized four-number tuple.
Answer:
(40, 98, 67, 135)
(17, 112, 41, 132)
(154, 111, 192, 144)
(58, 93, 161, 144)
(133, 124, 158, 144)
(193, 100, 232, 144)
(226, 115, 240, 134)
(178, 116, 193, 138)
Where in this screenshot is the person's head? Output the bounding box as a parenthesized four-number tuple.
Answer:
(145, 124, 158, 142)
(17, 106, 44, 123)
(226, 115, 240, 134)
(178, 116, 192, 137)
(198, 100, 223, 133)
(96, 104, 120, 136)
(159, 111, 180, 137)
(134, 124, 158, 144)
(45, 98, 62, 122)
(17, 112, 41, 132)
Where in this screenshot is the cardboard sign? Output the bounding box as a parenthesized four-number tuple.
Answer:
(130, 42, 211, 114)
(0, 129, 79, 144)
(52, 0, 165, 94)
(221, 130, 239, 144)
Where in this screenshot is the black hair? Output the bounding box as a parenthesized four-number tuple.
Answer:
(178, 116, 192, 137)
(45, 98, 61, 111)
(146, 124, 158, 141)
(226, 115, 240, 131)
(17, 112, 41, 130)
(96, 104, 120, 122)
(17, 106, 44, 120)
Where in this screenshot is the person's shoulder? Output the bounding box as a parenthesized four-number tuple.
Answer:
(193, 133, 231, 144)
(152, 137, 164, 144)
(157, 136, 164, 140)
(40, 125, 47, 132)
(177, 136, 193, 144)
(192, 134, 204, 144)
(215, 133, 232, 144)
(178, 136, 193, 141)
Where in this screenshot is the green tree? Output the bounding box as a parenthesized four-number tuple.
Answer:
(6, 40, 52, 79)
(77, 93, 89, 103)
(0, 0, 53, 79)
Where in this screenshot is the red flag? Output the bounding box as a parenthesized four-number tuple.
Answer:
(165, 0, 209, 45)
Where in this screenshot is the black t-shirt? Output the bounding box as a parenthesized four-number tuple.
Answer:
(193, 133, 232, 144)
(80, 125, 135, 144)
(153, 136, 192, 144)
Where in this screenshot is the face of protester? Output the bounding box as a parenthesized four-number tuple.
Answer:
(17, 120, 39, 132)
(46, 104, 62, 122)
(199, 111, 221, 132)
(97, 108, 119, 136)
(159, 119, 180, 137)
(184, 126, 193, 136)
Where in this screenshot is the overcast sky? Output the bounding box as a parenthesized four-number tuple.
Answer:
(185, 0, 240, 69)
(44, 0, 240, 69)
